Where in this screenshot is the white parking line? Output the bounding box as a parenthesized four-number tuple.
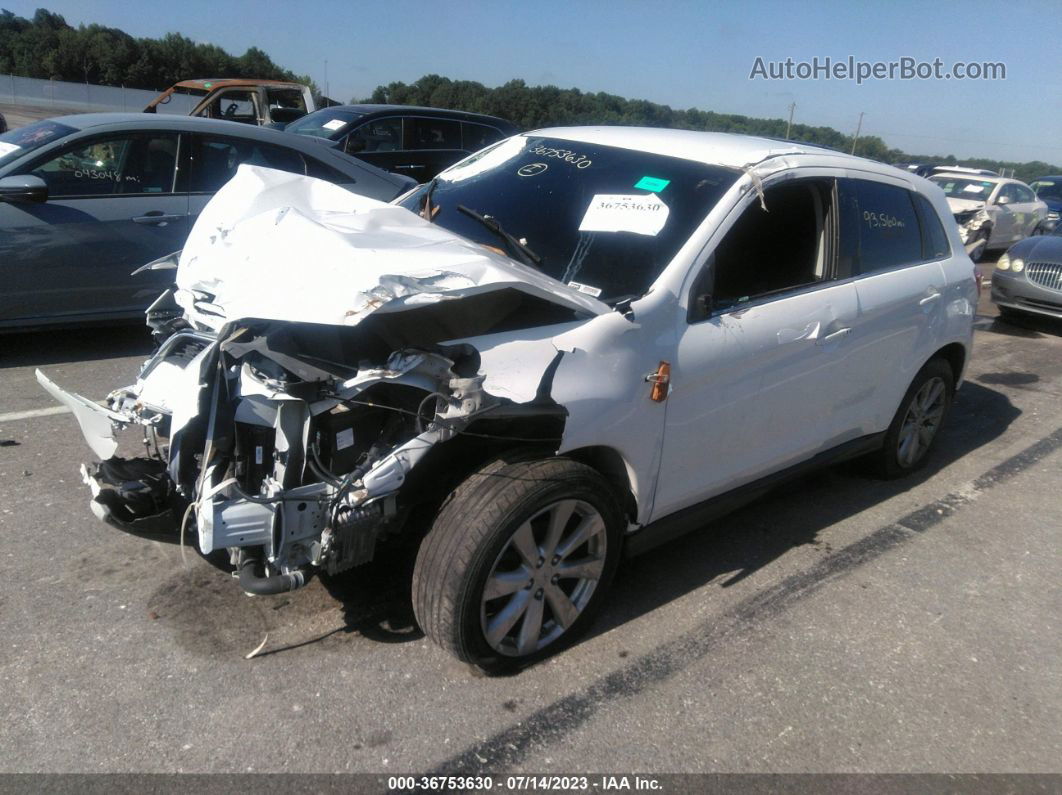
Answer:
(0, 405, 72, 423)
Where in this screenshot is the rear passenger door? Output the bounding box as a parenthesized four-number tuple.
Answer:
(404, 117, 465, 181)
(841, 178, 948, 432)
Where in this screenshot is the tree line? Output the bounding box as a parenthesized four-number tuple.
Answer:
(0, 8, 316, 93)
(365, 75, 1058, 184)
(0, 9, 1055, 181)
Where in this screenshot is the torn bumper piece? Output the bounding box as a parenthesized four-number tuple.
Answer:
(80, 458, 179, 540)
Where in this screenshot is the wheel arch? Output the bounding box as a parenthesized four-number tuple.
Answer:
(563, 445, 639, 525)
(931, 342, 967, 387)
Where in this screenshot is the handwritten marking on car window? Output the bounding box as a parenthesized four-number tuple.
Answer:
(517, 163, 548, 177)
(527, 145, 592, 168)
(863, 210, 906, 230)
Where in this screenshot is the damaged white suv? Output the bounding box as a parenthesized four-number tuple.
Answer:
(39, 128, 977, 669)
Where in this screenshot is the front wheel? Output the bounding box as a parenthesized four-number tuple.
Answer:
(412, 457, 623, 670)
(871, 358, 955, 479)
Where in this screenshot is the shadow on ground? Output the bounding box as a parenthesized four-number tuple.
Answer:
(145, 381, 1017, 663)
(0, 323, 153, 368)
(588, 380, 1019, 642)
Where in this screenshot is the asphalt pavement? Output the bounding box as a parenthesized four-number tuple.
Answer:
(0, 285, 1059, 774)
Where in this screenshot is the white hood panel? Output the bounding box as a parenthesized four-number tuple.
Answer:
(175, 166, 608, 330)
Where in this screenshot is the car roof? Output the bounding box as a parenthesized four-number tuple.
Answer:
(526, 126, 884, 171)
(172, 79, 306, 90)
(49, 112, 314, 141)
(324, 104, 517, 128)
(929, 172, 1029, 187)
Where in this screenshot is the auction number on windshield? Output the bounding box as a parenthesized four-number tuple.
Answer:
(527, 145, 592, 168)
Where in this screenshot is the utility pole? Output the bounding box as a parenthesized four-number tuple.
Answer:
(324, 59, 329, 101)
(785, 102, 796, 140)
(850, 111, 864, 155)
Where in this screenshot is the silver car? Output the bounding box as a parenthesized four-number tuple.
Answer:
(930, 173, 1048, 261)
(991, 225, 1062, 321)
(0, 113, 414, 330)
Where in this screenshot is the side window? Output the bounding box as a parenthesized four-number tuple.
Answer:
(848, 180, 922, 274)
(345, 118, 403, 154)
(994, 184, 1017, 205)
(29, 134, 179, 197)
(207, 90, 258, 124)
(708, 180, 834, 313)
(1014, 185, 1035, 204)
(189, 136, 304, 193)
(462, 122, 504, 152)
(410, 118, 461, 150)
(913, 193, 951, 260)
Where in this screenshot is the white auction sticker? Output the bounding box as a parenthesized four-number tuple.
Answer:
(578, 193, 669, 236)
(336, 427, 355, 450)
(0, 142, 22, 158)
(322, 118, 347, 131)
(567, 281, 602, 297)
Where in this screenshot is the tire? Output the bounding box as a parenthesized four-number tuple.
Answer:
(872, 358, 955, 479)
(412, 456, 623, 670)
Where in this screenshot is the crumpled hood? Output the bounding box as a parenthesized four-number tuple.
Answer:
(944, 196, 988, 215)
(175, 165, 609, 330)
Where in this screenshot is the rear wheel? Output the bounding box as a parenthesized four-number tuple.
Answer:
(872, 358, 954, 479)
(412, 457, 623, 670)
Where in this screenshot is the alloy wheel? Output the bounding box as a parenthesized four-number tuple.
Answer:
(897, 376, 947, 467)
(480, 499, 607, 656)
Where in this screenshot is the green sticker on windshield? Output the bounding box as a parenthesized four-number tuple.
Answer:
(635, 176, 670, 192)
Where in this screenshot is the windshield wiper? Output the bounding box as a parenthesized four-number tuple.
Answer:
(457, 205, 542, 269)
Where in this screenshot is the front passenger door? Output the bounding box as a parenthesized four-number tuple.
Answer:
(0, 132, 189, 323)
(651, 178, 862, 519)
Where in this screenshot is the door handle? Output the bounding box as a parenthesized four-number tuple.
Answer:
(133, 213, 183, 225)
(919, 290, 942, 306)
(816, 327, 851, 345)
(394, 164, 426, 170)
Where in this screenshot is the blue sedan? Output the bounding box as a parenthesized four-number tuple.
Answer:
(0, 113, 415, 330)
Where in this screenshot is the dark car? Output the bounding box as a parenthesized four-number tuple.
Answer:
(0, 113, 414, 330)
(283, 104, 519, 181)
(992, 225, 1062, 321)
(1030, 176, 1062, 232)
(0, 112, 7, 134)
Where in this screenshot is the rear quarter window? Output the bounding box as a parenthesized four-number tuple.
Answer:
(913, 193, 951, 260)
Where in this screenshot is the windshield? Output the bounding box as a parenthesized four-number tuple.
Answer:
(0, 119, 78, 168)
(285, 108, 364, 139)
(397, 136, 737, 304)
(1032, 179, 1062, 201)
(930, 175, 997, 200)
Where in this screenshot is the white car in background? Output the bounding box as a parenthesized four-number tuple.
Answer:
(930, 172, 1048, 261)
(39, 129, 977, 670)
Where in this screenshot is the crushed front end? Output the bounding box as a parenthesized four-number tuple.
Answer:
(37, 165, 603, 595)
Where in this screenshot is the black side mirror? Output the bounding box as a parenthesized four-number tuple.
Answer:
(0, 175, 48, 203)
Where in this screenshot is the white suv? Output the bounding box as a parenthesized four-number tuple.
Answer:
(40, 128, 977, 670)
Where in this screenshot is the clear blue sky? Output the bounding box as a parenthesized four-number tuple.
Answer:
(8, 0, 1062, 163)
